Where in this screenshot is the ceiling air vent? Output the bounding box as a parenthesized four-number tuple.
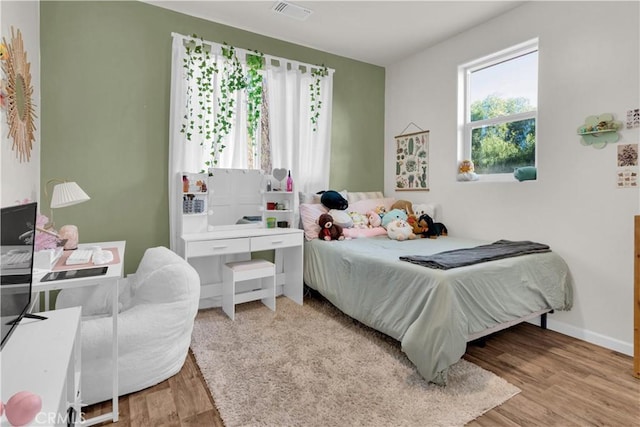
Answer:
(271, 1, 313, 21)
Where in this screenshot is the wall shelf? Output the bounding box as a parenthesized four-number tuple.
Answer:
(577, 129, 617, 136)
(577, 113, 622, 149)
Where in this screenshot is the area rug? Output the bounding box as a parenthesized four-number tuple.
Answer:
(190, 296, 520, 427)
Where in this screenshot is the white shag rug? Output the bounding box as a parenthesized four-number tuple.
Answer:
(190, 296, 520, 427)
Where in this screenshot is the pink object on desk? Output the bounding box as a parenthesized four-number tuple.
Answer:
(52, 247, 120, 271)
(58, 225, 79, 250)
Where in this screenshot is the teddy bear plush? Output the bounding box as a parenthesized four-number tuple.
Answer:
(386, 219, 416, 241)
(390, 199, 414, 216)
(318, 213, 345, 241)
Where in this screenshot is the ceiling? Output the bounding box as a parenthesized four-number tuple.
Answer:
(144, 1, 525, 67)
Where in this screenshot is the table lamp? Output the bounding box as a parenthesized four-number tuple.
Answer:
(47, 180, 90, 250)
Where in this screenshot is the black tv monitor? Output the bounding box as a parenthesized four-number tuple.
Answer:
(1, 202, 37, 350)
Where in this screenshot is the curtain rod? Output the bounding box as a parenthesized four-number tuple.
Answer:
(171, 32, 335, 75)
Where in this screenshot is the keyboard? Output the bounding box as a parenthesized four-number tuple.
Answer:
(2, 251, 32, 269)
(65, 249, 93, 265)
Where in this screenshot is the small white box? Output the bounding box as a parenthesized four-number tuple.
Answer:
(34, 247, 63, 269)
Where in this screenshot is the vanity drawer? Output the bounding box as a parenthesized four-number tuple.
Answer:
(251, 233, 302, 251)
(186, 238, 250, 257)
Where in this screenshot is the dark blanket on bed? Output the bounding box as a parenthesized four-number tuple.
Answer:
(399, 239, 551, 270)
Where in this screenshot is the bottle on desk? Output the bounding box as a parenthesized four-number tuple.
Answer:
(286, 170, 293, 192)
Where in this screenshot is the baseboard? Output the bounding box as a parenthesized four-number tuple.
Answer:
(543, 318, 633, 356)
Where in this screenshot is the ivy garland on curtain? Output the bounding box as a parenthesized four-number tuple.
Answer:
(310, 66, 329, 132)
(180, 34, 328, 168)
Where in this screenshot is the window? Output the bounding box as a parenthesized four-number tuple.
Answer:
(459, 40, 538, 178)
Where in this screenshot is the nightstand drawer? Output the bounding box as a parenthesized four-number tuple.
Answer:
(186, 238, 250, 257)
(251, 233, 302, 251)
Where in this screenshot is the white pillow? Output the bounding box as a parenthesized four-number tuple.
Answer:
(347, 191, 384, 203)
(299, 203, 329, 240)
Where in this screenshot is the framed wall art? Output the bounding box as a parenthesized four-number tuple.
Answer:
(1, 27, 36, 163)
(395, 130, 429, 191)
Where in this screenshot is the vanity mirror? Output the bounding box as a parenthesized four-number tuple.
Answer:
(178, 168, 295, 239)
(206, 168, 264, 230)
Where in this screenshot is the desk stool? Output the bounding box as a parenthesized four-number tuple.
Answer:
(223, 259, 276, 320)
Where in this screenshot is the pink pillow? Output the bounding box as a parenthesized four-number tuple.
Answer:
(348, 198, 396, 215)
(299, 203, 329, 241)
(343, 227, 387, 239)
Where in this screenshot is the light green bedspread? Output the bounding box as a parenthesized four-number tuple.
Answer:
(303, 236, 573, 384)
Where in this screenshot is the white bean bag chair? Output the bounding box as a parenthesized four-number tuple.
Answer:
(55, 246, 201, 405)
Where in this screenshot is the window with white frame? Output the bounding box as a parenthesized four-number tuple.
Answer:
(459, 39, 538, 177)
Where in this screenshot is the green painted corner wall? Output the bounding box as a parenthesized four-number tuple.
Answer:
(40, 1, 384, 272)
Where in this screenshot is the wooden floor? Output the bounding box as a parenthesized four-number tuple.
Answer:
(87, 312, 640, 426)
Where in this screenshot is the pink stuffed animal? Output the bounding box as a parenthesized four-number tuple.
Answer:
(366, 210, 381, 228)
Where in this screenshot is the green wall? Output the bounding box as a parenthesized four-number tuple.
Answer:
(40, 1, 385, 273)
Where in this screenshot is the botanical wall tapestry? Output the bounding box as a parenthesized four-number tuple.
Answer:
(395, 130, 429, 191)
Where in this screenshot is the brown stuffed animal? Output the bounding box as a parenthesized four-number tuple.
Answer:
(407, 214, 428, 238)
(318, 213, 345, 241)
(390, 199, 414, 216)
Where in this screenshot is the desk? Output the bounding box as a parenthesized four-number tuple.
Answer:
(181, 228, 303, 308)
(33, 240, 125, 426)
(1, 307, 81, 427)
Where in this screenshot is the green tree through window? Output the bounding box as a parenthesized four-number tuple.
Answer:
(470, 95, 536, 174)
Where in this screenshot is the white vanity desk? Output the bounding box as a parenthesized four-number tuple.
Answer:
(181, 226, 303, 308)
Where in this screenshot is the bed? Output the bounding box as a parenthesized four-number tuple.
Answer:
(300, 197, 573, 385)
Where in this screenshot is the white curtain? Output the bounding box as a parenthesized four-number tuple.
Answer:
(169, 33, 334, 250)
(266, 63, 333, 195)
(265, 64, 333, 225)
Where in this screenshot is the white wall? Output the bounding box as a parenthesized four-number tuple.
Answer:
(385, 1, 640, 355)
(0, 0, 40, 207)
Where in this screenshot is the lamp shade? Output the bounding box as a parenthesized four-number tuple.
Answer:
(50, 181, 90, 208)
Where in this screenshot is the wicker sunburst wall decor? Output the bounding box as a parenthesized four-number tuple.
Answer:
(1, 27, 36, 162)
